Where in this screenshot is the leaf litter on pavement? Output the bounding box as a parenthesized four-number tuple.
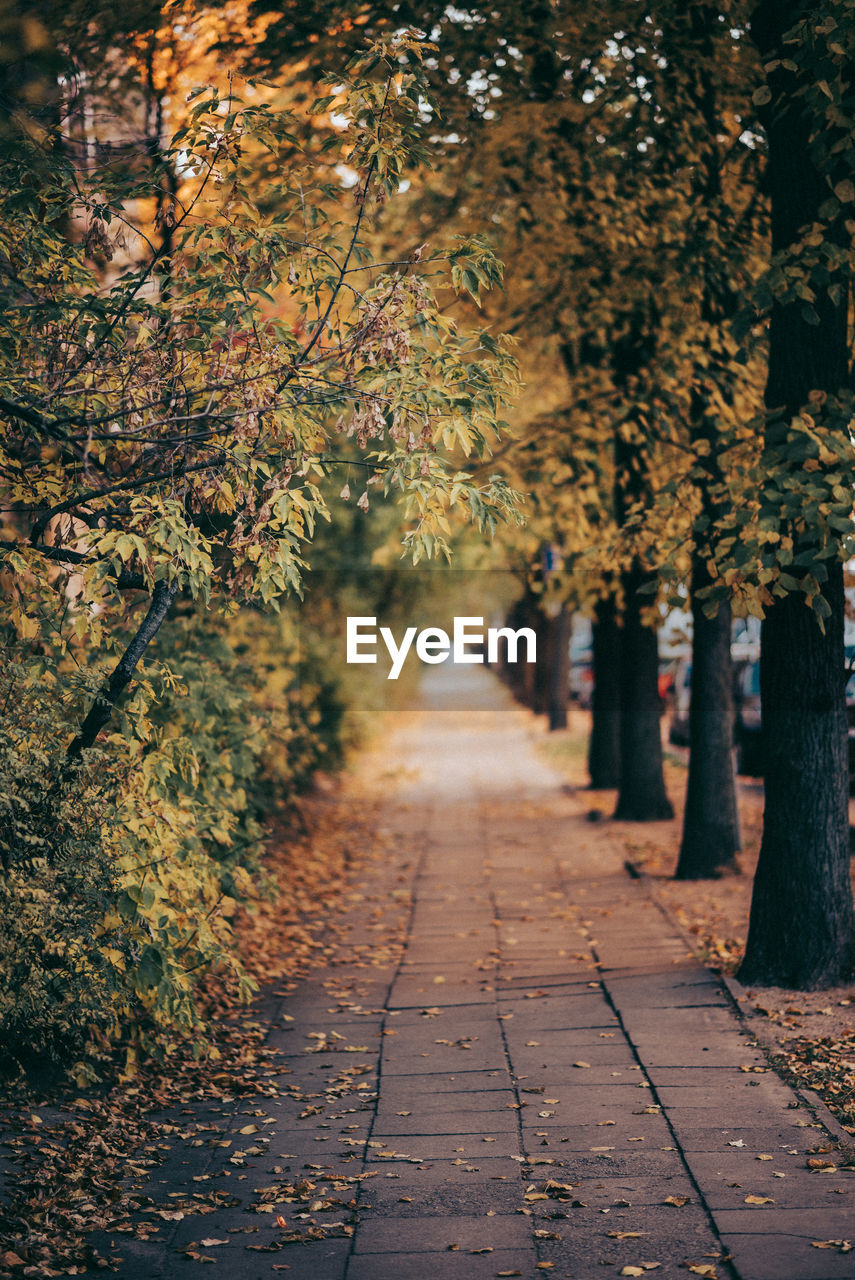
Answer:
(541, 725, 855, 1143)
(0, 788, 404, 1277)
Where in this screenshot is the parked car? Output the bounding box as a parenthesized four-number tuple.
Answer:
(667, 658, 691, 746)
(734, 659, 762, 775)
(846, 651, 855, 785)
(668, 644, 855, 782)
(569, 619, 593, 709)
(667, 654, 761, 774)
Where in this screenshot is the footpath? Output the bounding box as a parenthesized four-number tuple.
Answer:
(86, 668, 855, 1280)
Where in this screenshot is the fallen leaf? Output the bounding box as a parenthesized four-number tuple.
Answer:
(200, 1238, 229, 1247)
(664, 1195, 690, 1207)
(239, 1124, 260, 1135)
(811, 1241, 853, 1253)
(607, 1231, 646, 1239)
(744, 1195, 774, 1205)
(573, 1061, 591, 1069)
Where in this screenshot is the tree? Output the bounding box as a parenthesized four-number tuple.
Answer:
(587, 593, 622, 788)
(738, 0, 855, 987)
(0, 31, 520, 765)
(666, 1, 763, 877)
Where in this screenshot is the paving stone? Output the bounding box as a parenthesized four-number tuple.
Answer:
(723, 1233, 855, 1280)
(351, 1211, 530, 1253)
(346, 1248, 537, 1280)
(364, 1131, 522, 1160)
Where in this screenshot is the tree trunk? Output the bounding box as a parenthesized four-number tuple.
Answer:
(588, 594, 621, 788)
(533, 613, 551, 715)
(739, 0, 854, 988)
(614, 562, 673, 821)
(67, 580, 179, 762)
(740, 575, 852, 986)
(675, 561, 740, 877)
(547, 605, 570, 731)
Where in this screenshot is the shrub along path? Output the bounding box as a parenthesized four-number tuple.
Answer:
(84, 668, 854, 1280)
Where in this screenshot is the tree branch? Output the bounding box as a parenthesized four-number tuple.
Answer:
(0, 539, 146, 590)
(66, 578, 180, 762)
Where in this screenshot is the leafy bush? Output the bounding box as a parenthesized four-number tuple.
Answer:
(0, 660, 127, 1064)
(0, 602, 352, 1080)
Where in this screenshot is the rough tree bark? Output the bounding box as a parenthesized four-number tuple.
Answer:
(739, 0, 854, 988)
(532, 611, 551, 716)
(547, 604, 571, 731)
(675, 559, 740, 877)
(67, 580, 180, 761)
(587, 593, 621, 788)
(614, 561, 674, 822)
(611, 310, 673, 822)
(673, 1, 742, 876)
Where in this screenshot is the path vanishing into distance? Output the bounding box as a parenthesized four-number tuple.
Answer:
(90, 668, 855, 1280)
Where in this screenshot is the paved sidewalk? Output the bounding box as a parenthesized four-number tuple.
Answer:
(90, 669, 855, 1280)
